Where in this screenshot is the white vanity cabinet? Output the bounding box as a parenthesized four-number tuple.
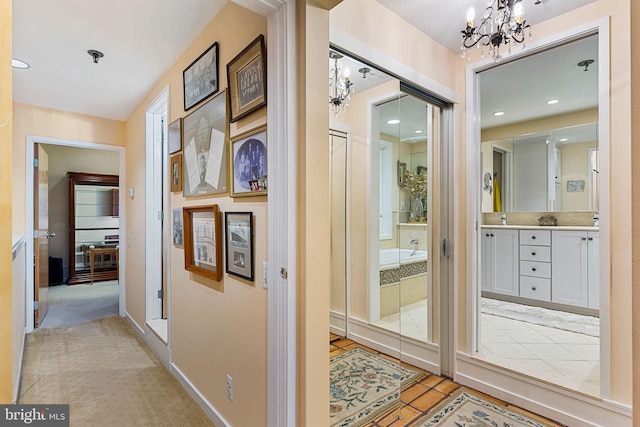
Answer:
(481, 228, 519, 296)
(519, 230, 552, 302)
(551, 230, 599, 308)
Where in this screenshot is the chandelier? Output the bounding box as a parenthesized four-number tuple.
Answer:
(461, 0, 532, 62)
(329, 51, 354, 115)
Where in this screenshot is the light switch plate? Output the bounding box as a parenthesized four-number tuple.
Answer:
(262, 261, 268, 290)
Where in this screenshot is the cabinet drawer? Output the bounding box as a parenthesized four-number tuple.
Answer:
(519, 276, 551, 301)
(519, 230, 551, 246)
(519, 245, 551, 262)
(520, 260, 551, 278)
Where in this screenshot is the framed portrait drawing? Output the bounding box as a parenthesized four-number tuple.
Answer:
(168, 118, 182, 154)
(172, 208, 184, 247)
(183, 205, 222, 281)
(183, 41, 219, 111)
(227, 34, 266, 122)
(230, 125, 267, 197)
(182, 90, 228, 197)
(170, 153, 183, 193)
(225, 212, 254, 282)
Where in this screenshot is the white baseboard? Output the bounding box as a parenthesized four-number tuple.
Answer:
(143, 323, 170, 368)
(171, 363, 230, 427)
(329, 310, 346, 336)
(13, 327, 27, 403)
(125, 311, 145, 337)
(346, 316, 440, 374)
(456, 353, 632, 427)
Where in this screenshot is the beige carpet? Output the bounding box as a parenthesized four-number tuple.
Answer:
(40, 281, 119, 328)
(19, 316, 214, 426)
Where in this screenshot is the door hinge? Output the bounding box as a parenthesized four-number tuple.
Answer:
(33, 229, 39, 239)
(33, 301, 39, 310)
(442, 238, 452, 257)
(157, 289, 164, 299)
(33, 158, 39, 168)
(157, 211, 164, 222)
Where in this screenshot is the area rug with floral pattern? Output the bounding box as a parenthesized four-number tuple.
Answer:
(330, 348, 422, 427)
(416, 389, 556, 427)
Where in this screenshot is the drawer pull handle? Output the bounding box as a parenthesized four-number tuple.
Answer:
(490, 233, 494, 237)
(531, 267, 537, 272)
(581, 237, 587, 241)
(532, 286, 537, 291)
(532, 236, 536, 239)
(485, 233, 490, 237)
(531, 251, 536, 256)
(588, 237, 593, 241)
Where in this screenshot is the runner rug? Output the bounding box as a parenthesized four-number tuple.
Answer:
(416, 389, 556, 427)
(330, 348, 421, 427)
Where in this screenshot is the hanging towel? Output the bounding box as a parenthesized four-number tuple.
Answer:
(493, 179, 502, 212)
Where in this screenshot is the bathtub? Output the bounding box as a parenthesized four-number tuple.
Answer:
(379, 248, 428, 269)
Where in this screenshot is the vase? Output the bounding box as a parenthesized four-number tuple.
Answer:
(412, 197, 424, 222)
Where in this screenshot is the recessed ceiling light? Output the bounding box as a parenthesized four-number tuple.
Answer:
(387, 119, 400, 125)
(11, 58, 29, 69)
(559, 138, 569, 142)
(547, 99, 560, 105)
(414, 130, 423, 134)
(493, 111, 505, 116)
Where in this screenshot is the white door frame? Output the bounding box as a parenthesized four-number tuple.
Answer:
(24, 135, 126, 333)
(145, 87, 168, 322)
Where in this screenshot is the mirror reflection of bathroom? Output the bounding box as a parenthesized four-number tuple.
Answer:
(477, 34, 602, 397)
(329, 48, 445, 374)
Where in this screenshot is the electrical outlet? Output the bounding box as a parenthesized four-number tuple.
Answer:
(226, 374, 233, 401)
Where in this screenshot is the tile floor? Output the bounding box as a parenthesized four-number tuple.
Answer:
(370, 299, 600, 396)
(329, 335, 565, 427)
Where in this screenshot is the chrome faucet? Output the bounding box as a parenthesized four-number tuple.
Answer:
(410, 239, 419, 255)
(500, 214, 507, 226)
(593, 213, 599, 227)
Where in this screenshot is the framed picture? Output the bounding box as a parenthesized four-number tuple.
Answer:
(230, 125, 267, 197)
(567, 180, 585, 192)
(170, 153, 183, 193)
(172, 208, 184, 247)
(183, 205, 222, 281)
(183, 42, 219, 111)
(225, 212, 254, 281)
(417, 165, 428, 176)
(168, 118, 183, 154)
(227, 34, 266, 122)
(397, 161, 407, 187)
(182, 89, 228, 197)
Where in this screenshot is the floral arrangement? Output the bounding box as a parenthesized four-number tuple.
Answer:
(402, 170, 428, 199)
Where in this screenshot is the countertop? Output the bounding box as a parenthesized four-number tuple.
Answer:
(481, 225, 599, 232)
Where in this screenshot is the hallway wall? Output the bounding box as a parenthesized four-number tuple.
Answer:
(123, 3, 268, 426)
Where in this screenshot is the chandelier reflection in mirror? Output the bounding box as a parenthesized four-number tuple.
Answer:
(329, 51, 354, 115)
(461, 0, 532, 62)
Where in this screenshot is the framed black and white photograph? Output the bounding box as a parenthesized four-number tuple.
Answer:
(183, 42, 219, 111)
(170, 153, 182, 193)
(168, 118, 183, 154)
(182, 89, 228, 197)
(230, 125, 267, 197)
(183, 205, 222, 281)
(172, 208, 183, 247)
(225, 212, 254, 281)
(567, 180, 585, 192)
(227, 35, 266, 122)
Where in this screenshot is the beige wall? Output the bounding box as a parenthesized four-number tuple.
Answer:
(12, 103, 125, 236)
(560, 141, 597, 211)
(123, 3, 269, 426)
(1, 0, 12, 404)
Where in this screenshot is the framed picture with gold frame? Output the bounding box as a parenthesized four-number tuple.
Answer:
(170, 153, 182, 193)
(227, 34, 266, 122)
(183, 205, 222, 281)
(230, 125, 267, 197)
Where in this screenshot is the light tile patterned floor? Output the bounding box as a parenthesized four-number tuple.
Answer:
(371, 299, 600, 396)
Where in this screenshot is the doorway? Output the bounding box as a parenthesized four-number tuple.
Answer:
(25, 136, 126, 333)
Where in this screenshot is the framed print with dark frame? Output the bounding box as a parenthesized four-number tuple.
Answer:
(170, 153, 182, 193)
(183, 41, 219, 111)
(225, 212, 254, 281)
(230, 125, 267, 197)
(397, 161, 407, 187)
(227, 34, 266, 122)
(172, 208, 184, 247)
(183, 205, 222, 281)
(182, 90, 228, 197)
(168, 118, 183, 154)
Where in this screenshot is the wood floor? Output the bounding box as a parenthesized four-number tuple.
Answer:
(329, 334, 565, 427)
